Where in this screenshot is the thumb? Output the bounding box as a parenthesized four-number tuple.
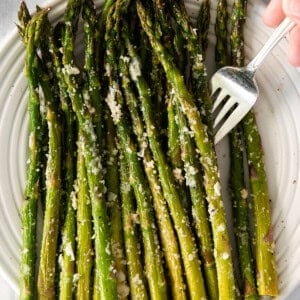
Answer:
(283, 0, 300, 23)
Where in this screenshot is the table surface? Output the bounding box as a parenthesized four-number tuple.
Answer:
(0, 1, 46, 297)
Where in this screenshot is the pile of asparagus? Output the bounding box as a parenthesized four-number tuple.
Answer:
(18, 0, 278, 299)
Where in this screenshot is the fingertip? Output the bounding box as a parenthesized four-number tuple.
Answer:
(263, 0, 285, 27)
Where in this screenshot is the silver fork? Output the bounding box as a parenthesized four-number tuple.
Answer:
(210, 18, 295, 144)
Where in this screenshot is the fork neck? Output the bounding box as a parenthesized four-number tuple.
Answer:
(246, 18, 295, 73)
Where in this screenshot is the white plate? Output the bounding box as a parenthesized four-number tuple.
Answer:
(0, 0, 300, 298)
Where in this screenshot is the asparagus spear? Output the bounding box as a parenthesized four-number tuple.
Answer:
(197, 0, 210, 54)
(104, 3, 167, 298)
(120, 155, 148, 300)
(118, 51, 187, 300)
(175, 100, 219, 299)
(234, 1, 278, 291)
(53, 28, 78, 300)
(124, 35, 207, 299)
(37, 80, 62, 299)
(18, 6, 47, 299)
(61, 1, 117, 298)
(158, 3, 217, 296)
(152, 0, 187, 190)
(19, 9, 63, 299)
(137, 3, 237, 299)
(215, 0, 228, 69)
(86, 1, 129, 296)
(228, 1, 259, 299)
(126, 3, 216, 294)
(82, 0, 103, 141)
(105, 115, 129, 299)
(243, 113, 278, 297)
(97, 0, 116, 67)
(76, 135, 93, 299)
(167, 0, 212, 128)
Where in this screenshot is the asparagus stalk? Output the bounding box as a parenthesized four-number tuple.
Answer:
(215, 0, 228, 69)
(97, 0, 116, 66)
(124, 35, 207, 299)
(61, 1, 117, 298)
(167, 0, 212, 127)
(234, 2, 278, 292)
(152, 0, 186, 188)
(18, 6, 47, 299)
(197, 0, 210, 54)
(230, 127, 258, 300)
(85, 1, 128, 296)
(104, 3, 167, 298)
(56, 32, 77, 300)
(120, 155, 148, 300)
(19, 9, 63, 299)
(82, 0, 103, 141)
(228, 1, 259, 299)
(137, 3, 237, 299)
(167, 93, 183, 170)
(105, 115, 129, 299)
(174, 99, 218, 299)
(118, 51, 187, 300)
(243, 113, 278, 297)
(76, 135, 93, 299)
(37, 79, 62, 299)
(159, 4, 217, 296)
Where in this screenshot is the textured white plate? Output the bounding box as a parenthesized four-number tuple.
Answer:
(0, 0, 300, 298)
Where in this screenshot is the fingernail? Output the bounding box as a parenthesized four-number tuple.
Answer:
(283, 0, 300, 19)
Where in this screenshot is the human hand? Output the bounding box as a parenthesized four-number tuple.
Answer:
(263, 0, 300, 66)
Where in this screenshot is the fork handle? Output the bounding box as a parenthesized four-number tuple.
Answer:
(247, 18, 295, 73)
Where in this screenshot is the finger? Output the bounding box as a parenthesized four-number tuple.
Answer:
(288, 25, 300, 66)
(263, 0, 285, 27)
(283, 0, 300, 24)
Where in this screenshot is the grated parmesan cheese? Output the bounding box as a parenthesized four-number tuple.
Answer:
(105, 83, 122, 124)
(64, 64, 80, 75)
(214, 182, 221, 197)
(65, 242, 75, 261)
(129, 57, 141, 81)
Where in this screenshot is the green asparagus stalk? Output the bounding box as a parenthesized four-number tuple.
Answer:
(82, 0, 103, 141)
(243, 113, 278, 297)
(234, 2, 278, 292)
(197, 0, 210, 54)
(97, 0, 116, 65)
(118, 52, 187, 300)
(228, 1, 259, 299)
(120, 155, 148, 300)
(37, 47, 72, 300)
(18, 6, 47, 299)
(57, 31, 77, 300)
(37, 84, 62, 299)
(124, 34, 207, 299)
(137, 3, 237, 298)
(167, 93, 182, 170)
(84, 1, 128, 296)
(76, 135, 93, 299)
(157, 3, 217, 296)
(167, 0, 212, 127)
(152, 0, 186, 187)
(174, 99, 218, 299)
(105, 115, 129, 299)
(82, 2, 107, 296)
(215, 0, 228, 69)
(61, 0, 117, 298)
(230, 127, 258, 300)
(105, 3, 167, 298)
(20, 9, 63, 299)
